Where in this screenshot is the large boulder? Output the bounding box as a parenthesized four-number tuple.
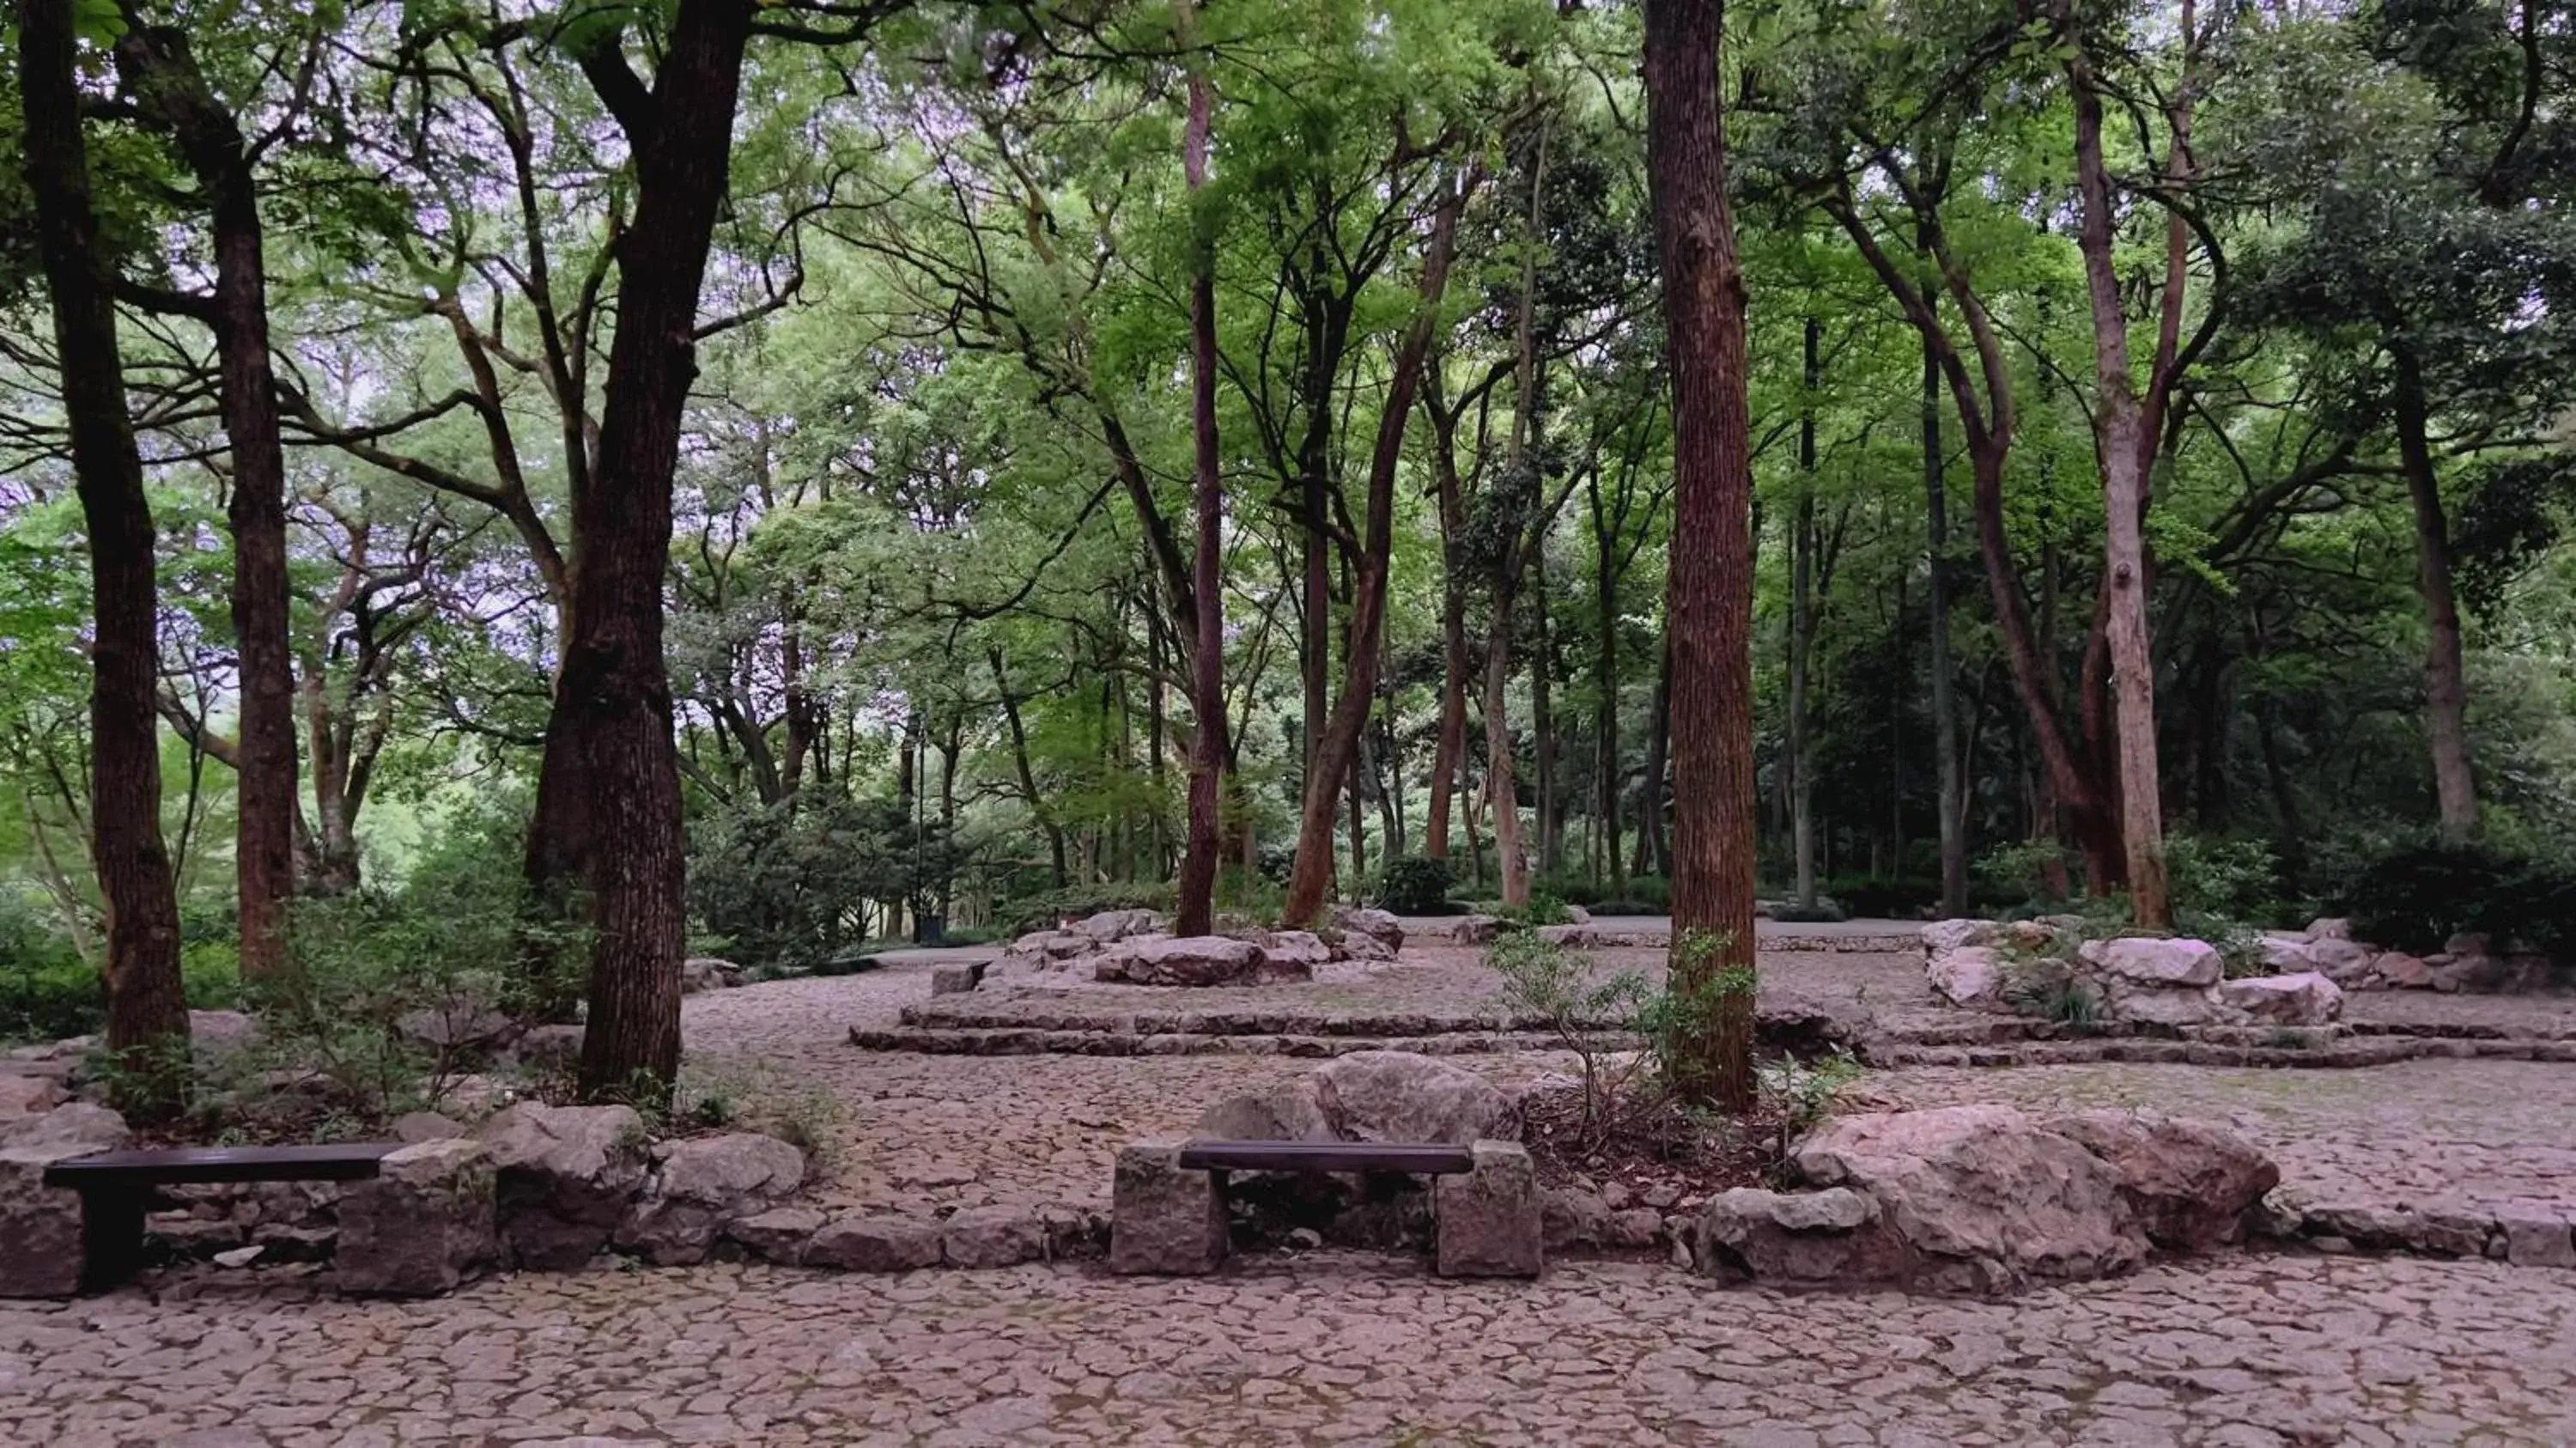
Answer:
(1259, 931, 1336, 971)
(1925, 946, 2008, 1010)
(2081, 937, 2222, 989)
(1920, 919, 1996, 958)
(396, 1001, 519, 1055)
(1331, 906, 1406, 953)
(1195, 1080, 1337, 1143)
(1791, 1105, 2144, 1293)
(2042, 1110, 2279, 1252)
(1094, 934, 1305, 987)
(1310, 1050, 1518, 1146)
(1334, 931, 1398, 964)
(189, 1010, 260, 1051)
(0, 1074, 64, 1123)
(2102, 982, 2224, 1030)
(681, 957, 744, 995)
(0, 1104, 129, 1298)
(1451, 915, 1505, 946)
(1075, 909, 1163, 943)
(2215, 971, 2344, 1026)
(805, 1214, 944, 1272)
(337, 1138, 498, 1297)
(1695, 1186, 1910, 1287)
(478, 1103, 649, 1269)
(615, 1133, 805, 1266)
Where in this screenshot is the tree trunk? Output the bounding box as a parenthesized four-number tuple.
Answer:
(1789, 316, 1820, 910)
(1482, 612, 1528, 907)
(565, 0, 754, 1103)
(1589, 469, 1625, 897)
(1643, 0, 1758, 1110)
(1635, 632, 1670, 879)
(2393, 345, 2478, 838)
(20, 0, 191, 1110)
(2067, 44, 2171, 928)
(1175, 31, 1226, 938)
(1923, 317, 1968, 916)
(115, 22, 299, 983)
(1425, 399, 1472, 861)
(1533, 549, 1561, 879)
(1280, 175, 1467, 927)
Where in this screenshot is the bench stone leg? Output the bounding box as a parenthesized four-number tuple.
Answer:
(1109, 1142, 1229, 1275)
(1436, 1141, 1541, 1278)
(2, 1145, 132, 1299)
(79, 1189, 148, 1293)
(338, 1140, 498, 1297)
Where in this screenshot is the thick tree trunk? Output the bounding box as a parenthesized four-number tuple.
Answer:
(2394, 346, 2479, 837)
(1482, 613, 1528, 906)
(116, 23, 299, 983)
(565, 0, 753, 1102)
(1533, 551, 1561, 879)
(1280, 177, 1467, 927)
(1590, 472, 1625, 897)
(1643, 0, 1759, 1111)
(1176, 40, 1226, 938)
(1425, 404, 1472, 861)
(1635, 632, 1670, 879)
(20, 0, 191, 1109)
(2068, 48, 2171, 928)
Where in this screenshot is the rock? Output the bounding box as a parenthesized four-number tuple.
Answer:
(724, 1206, 826, 1264)
(443, 1074, 518, 1119)
(1333, 931, 1398, 964)
(1109, 1141, 1230, 1275)
(0, 1105, 129, 1298)
(477, 1103, 649, 1270)
(393, 1111, 466, 1144)
(210, 1245, 262, 1269)
(2042, 1110, 2279, 1251)
(188, 1010, 259, 1049)
(1921, 920, 1996, 957)
(1310, 1050, 1519, 1145)
(1331, 906, 1406, 952)
(1695, 1187, 1908, 1286)
(2104, 983, 2224, 1029)
(0, 1074, 64, 1122)
(1433, 1141, 1540, 1278)
(1075, 909, 1164, 943)
(1539, 1186, 1609, 1251)
(1792, 1105, 2145, 1293)
(1534, 924, 1598, 948)
(2300, 937, 2379, 983)
(2306, 917, 2354, 941)
(1031, 929, 1103, 959)
(1095, 934, 1304, 987)
(2081, 937, 2222, 989)
(942, 1206, 1044, 1268)
(396, 1002, 519, 1054)
(2376, 952, 2435, 989)
(2498, 1212, 2576, 1269)
(1451, 915, 1504, 946)
(1260, 930, 1336, 970)
(2215, 971, 2343, 1026)
(2445, 931, 2493, 958)
(337, 1137, 497, 1297)
(680, 957, 744, 994)
(1926, 946, 2008, 1009)
(501, 1025, 584, 1078)
(1564, 904, 1594, 924)
(615, 1134, 805, 1266)
(1195, 1080, 1335, 1143)
(806, 1214, 945, 1272)
(1607, 1208, 1666, 1248)
(930, 962, 986, 995)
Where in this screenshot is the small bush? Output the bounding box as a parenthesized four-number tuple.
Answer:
(1825, 875, 1936, 919)
(1003, 881, 1174, 936)
(1531, 872, 1603, 908)
(2164, 833, 2287, 927)
(1371, 855, 1455, 915)
(2334, 835, 2576, 960)
(1767, 900, 1848, 924)
(1976, 839, 2081, 910)
(1497, 891, 1575, 928)
(1485, 931, 1652, 1148)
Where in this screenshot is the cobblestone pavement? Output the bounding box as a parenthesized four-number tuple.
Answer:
(4, 1254, 2571, 1446)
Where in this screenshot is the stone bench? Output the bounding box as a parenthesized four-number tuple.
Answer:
(1109, 1136, 1540, 1278)
(40, 1143, 402, 1292)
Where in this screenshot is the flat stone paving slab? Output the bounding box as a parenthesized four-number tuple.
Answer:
(1, 1255, 2570, 1445)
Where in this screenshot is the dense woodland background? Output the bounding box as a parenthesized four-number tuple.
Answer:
(3, 0, 2571, 1105)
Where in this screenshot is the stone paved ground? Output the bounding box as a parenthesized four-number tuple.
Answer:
(3, 1254, 2571, 1445)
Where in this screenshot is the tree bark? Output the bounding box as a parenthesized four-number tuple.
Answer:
(1280, 173, 1468, 927)
(1789, 316, 1820, 910)
(1533, 548, 1561, 879)
(1176, 22, 1226, 937)
(1922, 315, 1968, 917)
(114, 21, 300, 983)
(1425, 394, 1472, 861)
(2067, 42, 2172, 928)
(564, 0, 754, 1102)
(2394, 344, 2479, 837)
(1643, 0, 1759, 1111)
(1589, 466, 1625, 897)
(1635, 631, 1671, 879)
(19, 0, 192, 1110)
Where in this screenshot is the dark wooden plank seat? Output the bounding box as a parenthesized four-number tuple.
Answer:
(42, 1142, 401, 1291)
(1176, 1140, 1474, 1175)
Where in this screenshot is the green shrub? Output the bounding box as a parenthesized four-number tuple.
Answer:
(0, 895, 241, 1044)
(1002, 881, 1174, 937)
(2333, 835, 2576, 959)
(1975, 839, 2081, 910)
(1497, 891, 1575, 927)
(1767, 900, 1848, 924)
(1530, 872, 1603, 907)
(2164, 833, 2287, 927)
(1826, 874, 1936, 919)
(1484, 931, 1652, 1147)
(1371, 855, 1455, 915)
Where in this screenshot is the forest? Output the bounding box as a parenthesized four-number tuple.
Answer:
(3, 0, 2572, 1108)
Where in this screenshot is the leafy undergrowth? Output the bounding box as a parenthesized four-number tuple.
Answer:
(1517, 1082, 1796, 1202)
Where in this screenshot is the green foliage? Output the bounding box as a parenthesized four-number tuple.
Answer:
(2333, 834, 2576, 959)
(1975, 840, 2081, 911)
(1825, 875, 1935, 919)
(2000, 955, 2105, 1033)
(1002, 881, 1175, 937)
(1371, 855, 1455, 916)
(2163, 834, 2289, 927)
(1496, 890, 1575, 927)
(1485, 930, 1653, 1147)
(690, 794, 964, 969)
(1766, 899, 1848, 924)
(1756, 1049, 1863, 1136)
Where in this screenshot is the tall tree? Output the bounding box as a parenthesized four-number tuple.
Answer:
(16, 0, 193, 1108)
(1643, 0, 1757, 1110)
(1175, 0, 1226, 938)
(112, 6, 301, 981)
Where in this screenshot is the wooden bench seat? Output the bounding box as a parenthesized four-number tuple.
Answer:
(44, 1142, 401, 1290)
(1175, 1140, 1475, 1175)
